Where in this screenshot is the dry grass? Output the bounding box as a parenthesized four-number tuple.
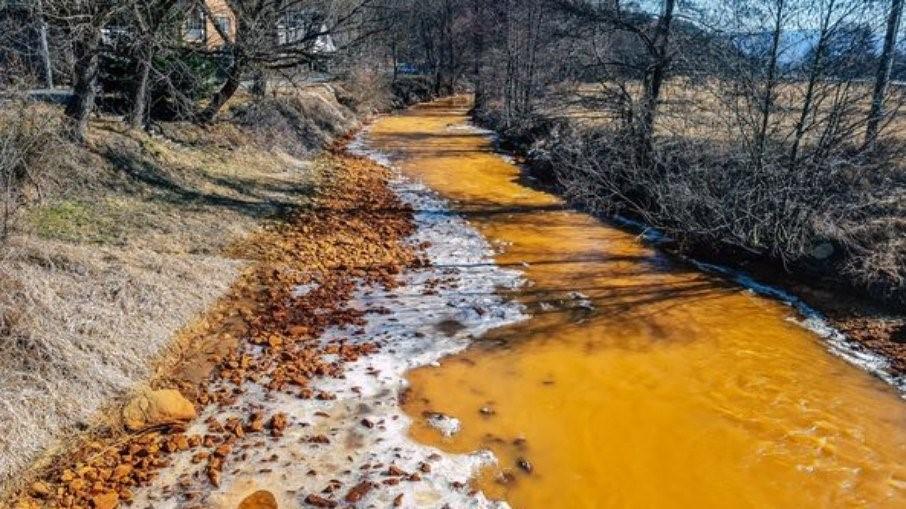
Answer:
(548, 79, 906, 149)
(0, 86, 355, 491)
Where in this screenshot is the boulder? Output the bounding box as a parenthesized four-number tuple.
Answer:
(122, 389, 196, 431)
(239, 490, 278, 509)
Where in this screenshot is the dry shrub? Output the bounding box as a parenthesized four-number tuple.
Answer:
(0, 99, 62, 239)
(334, 68, 396, 114)
(523, 121, 906, 306)
(389, 75, 439, 108)
(229, 86, 358, 157)
(334, 71, 439, 113)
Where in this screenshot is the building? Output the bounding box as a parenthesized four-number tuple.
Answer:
(184, 0, 237, 49)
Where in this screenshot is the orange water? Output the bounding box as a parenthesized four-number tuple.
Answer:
(366, 97, 906, 508)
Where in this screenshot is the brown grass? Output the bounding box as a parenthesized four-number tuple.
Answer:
(7, 149, 418, 509)
(0, 86, 356, 492)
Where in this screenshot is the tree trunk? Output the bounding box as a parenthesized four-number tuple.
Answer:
(637, 0, 676, 163)
(865, 0, 904, 150)
(65, 30, 102, 142)
(200, 56, 243, 123)
(790, 0, 835, 162)
(755, 0, 785, 167)
(129, 49, 153, 130)
(38, 20, 53, 89)
(470, 0, 486, 111)
(251, 68, 267, 97)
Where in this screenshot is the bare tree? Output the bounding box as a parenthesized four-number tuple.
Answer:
(197, 0, 379, 122)
(865, 0, 904, 149)
(125, 0, 184, 129)
(46, 0, 125, 141)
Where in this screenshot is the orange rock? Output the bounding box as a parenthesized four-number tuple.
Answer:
(30, 481, 51, 498)
(112, 464, 133, 480)
(238, 490, 278, 509)
(91, 491, 118, 509)
(122, 389, 196, 431)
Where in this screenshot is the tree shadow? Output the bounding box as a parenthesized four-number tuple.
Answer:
(100, 146, 314, 219)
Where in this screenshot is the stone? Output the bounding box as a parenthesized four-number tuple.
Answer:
(344, 482, 372, 503)
(809, 241, 835, 260)
(122, 389, 196, 431)
(238, 490, 278, 509)
(112, 464, 133, 480)
(91, 491, 118, 509)
(29, 481, 51, 498)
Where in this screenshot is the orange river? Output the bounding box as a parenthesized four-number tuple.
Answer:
(362, 97, 906, 508)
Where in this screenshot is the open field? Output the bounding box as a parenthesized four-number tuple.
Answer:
(546, 79, 906, 148)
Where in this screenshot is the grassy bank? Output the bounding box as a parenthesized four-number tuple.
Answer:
(0, 76, 438, 494)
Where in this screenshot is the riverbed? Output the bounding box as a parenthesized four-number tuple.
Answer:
(362, 97, 906, 508)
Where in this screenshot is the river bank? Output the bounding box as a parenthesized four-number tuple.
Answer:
(9, 131, 525, 509)
(471, 107, 906, 385)
(0, 79, 442, 502)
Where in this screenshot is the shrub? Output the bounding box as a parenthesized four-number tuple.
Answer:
(229, 88, 358, 157)
(99, 47, 224, 120)
(0, 99, 61, 240)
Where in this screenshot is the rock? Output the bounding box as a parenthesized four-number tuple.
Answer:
(425, 412, 461, 437)
(516, 457, 533, 473)
(239, 490, 278, 509)
(809, 242, 835, 260)
(344, 481, 373, 503)
(304, 494, 337, 507)
(122, 389, 196, 431)
(29, 481, 51, 498)
(91, 491, 118, 509)
(112, 463, 133, 480)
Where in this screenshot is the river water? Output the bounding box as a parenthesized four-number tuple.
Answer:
(362, 97, 906, 508)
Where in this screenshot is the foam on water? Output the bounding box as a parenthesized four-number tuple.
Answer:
(615, 201, 904, 395)
(128, 129, 527, 508)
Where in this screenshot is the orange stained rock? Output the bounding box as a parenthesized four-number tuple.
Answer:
(238, 490, 278, 509)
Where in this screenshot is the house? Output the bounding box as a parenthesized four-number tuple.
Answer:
(186, 2, 335, 56)
(184, 0, 237, 49)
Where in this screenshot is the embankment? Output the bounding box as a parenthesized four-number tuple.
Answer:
(0, 76, 439, 498)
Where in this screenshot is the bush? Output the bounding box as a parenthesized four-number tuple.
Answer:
(229, 88, 358, 157)
(99, 46, 224, 120)
(0, 99, 61, 240)
(477, 105, 906, 307)
(546, 124, 906, 305)
(389, 76, 437, 108)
